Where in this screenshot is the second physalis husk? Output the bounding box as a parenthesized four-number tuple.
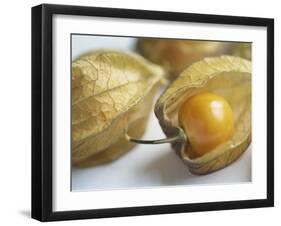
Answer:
(230, 43, 252, 60)
(72, 50, 164, 167)
(154, 56, 251, 174)
(137, 38, 233, 80)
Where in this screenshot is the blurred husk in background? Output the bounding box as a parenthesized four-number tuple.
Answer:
(137, 38, 251, 80)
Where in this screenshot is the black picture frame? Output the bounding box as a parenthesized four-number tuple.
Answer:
(31, 3, 274, 222)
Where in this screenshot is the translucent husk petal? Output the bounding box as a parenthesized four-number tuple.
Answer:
(154, 56, 251, 174)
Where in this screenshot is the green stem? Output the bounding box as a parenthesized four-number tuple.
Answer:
(125, 129, 186, 145)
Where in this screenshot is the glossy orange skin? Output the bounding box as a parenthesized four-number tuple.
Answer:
(179, 92, 234, 157)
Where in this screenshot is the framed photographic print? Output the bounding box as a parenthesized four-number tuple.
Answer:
(31, 3, 274, 222)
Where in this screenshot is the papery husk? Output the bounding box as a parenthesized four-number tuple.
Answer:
(137, 38, 233, 80)
(155, 56, 251, 174)
(230, 43, 251, 60)
(72, 50, 164, 167)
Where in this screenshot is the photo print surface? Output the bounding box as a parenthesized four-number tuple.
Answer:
(71, 34, 252, 191)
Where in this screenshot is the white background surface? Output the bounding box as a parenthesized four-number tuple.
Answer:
(71, 35, 251, 191)
(0, 0, 279, 225)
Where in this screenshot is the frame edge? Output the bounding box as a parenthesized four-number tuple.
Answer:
(31, 4, 44, 221)
(32, 4, 54, 222)
(266, 18, 274, 207)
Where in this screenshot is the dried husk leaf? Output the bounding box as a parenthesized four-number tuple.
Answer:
(137, 38, 233, 80)
(155, 56, 251, 174)
(74, 116, 148, 167)
(72, 50, 164, 167)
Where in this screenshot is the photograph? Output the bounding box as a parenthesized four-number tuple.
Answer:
(71, 35, 252, 191)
